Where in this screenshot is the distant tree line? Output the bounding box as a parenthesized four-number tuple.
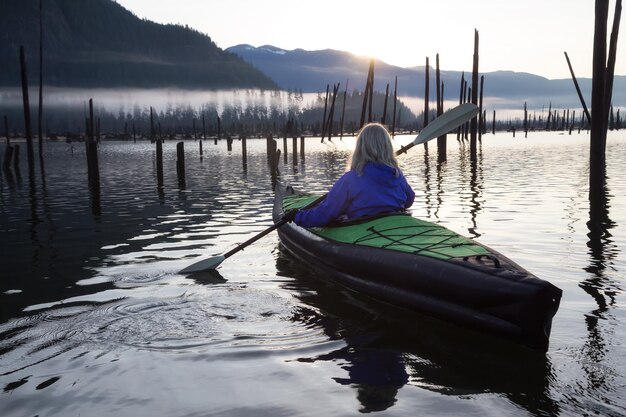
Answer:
(1, 89, 421, 140)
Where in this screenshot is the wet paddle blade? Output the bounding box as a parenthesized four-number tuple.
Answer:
(413, 103, 479, 145)
(179, 255, 226, 274)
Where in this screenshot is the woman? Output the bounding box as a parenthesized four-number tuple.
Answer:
(293, 123, 415, 228)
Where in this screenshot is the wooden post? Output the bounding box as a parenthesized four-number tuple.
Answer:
(492, 110, 496, 134)
(478, 75, 484, 141)
(176, 141, 185, 188)
(202, 113, 207, 141)
(3, 146, 13, 172)
(283, 135, 288, 163)
(326, 83, 340, 141)
(457, 72, 465, 140)
(199, 140, 203, 158)
(38, 0, 44, 171)
(242, 136, 247, 167)
(2, 115, 12, 171)
(470, 29, 479, 157)
(524, 102, 528, 138)
(156, 139, 163, 187)
(19, 46, 35, 175)
(367, 61, 374, 123)
(321, 84, 329, 142)
(381, 83, 389, 125)
(300, 136, 305, 161)
(339, 80, 348, 140)
(590, 0, 610, 200)
(360, 60, 374, 128)
(292, 136, 298, 166)
(267, 136, 278, 178)
(483, 110, 486, 135)
(266, 135, 273, 164)
(464, 85, 470, 140)
(423, 56, 430, 131)
(13, 145, 20, 173)
(603, 0, 622, 150)
(86, 99, 100, 190)
(150, 107, 155, 142)
(391, 76, 398, 137)
(227, 136, 233, 151)
(216, 116, 221, 145)
(435, 53, 446, 162)
(423, 56, 430, 151)
(4, 115, 9, 146)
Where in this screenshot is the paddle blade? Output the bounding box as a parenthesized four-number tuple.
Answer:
(179, 255, 226, 274)
(413, 103, 479, 146)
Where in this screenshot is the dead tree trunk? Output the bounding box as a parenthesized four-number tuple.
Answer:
(423, 56, 430, 151)
(19, 46, 35, 176)
(391, 76, 398, 137)
(435, 53, 446, 161)
(470, 29, 479, 157)
(38, 0, 44, 171)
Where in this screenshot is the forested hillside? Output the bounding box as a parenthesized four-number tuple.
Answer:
(0, 0, 278, 89)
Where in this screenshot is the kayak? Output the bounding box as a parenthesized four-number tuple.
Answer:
(272, 182, 562, 352)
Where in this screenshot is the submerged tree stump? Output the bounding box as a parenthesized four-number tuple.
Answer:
(176, 141, 185, 189)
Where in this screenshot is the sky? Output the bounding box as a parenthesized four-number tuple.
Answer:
(115, 0, 625, 80)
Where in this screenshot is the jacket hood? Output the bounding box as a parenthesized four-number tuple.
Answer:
(362, 162, 403, 186)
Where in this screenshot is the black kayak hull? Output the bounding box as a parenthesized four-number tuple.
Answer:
(273, 183, 562, 351)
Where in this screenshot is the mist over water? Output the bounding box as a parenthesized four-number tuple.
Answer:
(0, 87, 316, 114)
(0, 87, 588, 133)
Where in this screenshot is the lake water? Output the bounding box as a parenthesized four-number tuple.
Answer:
(1, 131, 625, 416)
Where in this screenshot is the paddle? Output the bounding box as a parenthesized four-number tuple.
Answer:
(179, 103, 479, 273)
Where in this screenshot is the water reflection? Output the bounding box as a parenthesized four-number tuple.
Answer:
(186, 269, 228, 286)
(275, 247, 558, 415)
(422, 148, 433, 218)
(468, 143, 484, 239)
(276, 251, 408, 412)
(433, 158, 445, 220)
(2, 164, 16, 191)
(580, 168, 622, 398)
(88, 181, 101, 217)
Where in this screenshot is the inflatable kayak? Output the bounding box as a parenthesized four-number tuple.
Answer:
(273, 182, 562, 352)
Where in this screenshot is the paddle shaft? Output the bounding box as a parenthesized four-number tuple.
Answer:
(396, 141, 417, 156)
(221, 194, 327, 260)
(222, 221, 284, 259)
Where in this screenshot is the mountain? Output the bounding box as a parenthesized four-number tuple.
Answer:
(0, 0, 277, 89)
(227, 45, 626, 110)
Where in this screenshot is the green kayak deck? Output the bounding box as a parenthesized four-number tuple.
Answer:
(283, 194, 490, 261)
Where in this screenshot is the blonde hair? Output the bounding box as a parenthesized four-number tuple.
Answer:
(349, 123, 398, 175)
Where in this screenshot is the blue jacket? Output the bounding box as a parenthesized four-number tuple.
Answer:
(294, 162, 415, 228)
